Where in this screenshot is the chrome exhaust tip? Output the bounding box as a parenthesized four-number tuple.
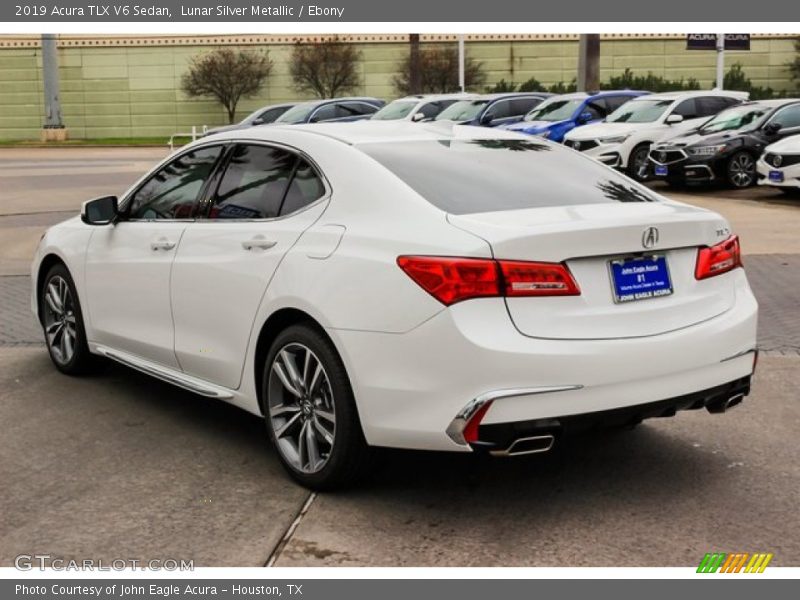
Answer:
(490, 434, 555, 457)
(706, 392, 745, 414)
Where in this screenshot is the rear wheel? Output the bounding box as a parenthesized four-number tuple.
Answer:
(40, 263, 98, 375)
(726, 152, 756, 188)
(263, 324, 372, 490)
(627, 144, 652, 182)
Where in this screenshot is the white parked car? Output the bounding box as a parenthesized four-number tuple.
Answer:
(564, 90, 748, 181)
(757, 135, 800, 194)
(32, 123, 758, 489)
(370, 93, 476, 122)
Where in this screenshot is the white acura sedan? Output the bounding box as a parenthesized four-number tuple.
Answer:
(32, 122, 758, 489)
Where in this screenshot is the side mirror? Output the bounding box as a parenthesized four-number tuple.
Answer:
(251, 117, 265, 126)
(479, 112, 494, 126)
(81, 196, 118, 226)
(665, 114, 684, 125)
(578, 111, 594, 124)
(764, 122, 782, 135)
(411, 112, 426, 122)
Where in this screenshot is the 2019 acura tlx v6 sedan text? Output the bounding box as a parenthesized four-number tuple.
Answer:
(31, 123, 758, 489)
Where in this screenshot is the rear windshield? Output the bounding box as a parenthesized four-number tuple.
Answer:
(359, 139, 659, 215)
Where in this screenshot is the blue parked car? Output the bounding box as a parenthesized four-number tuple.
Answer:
(501, 90, 650, 142)
(434, 93, 552, 127)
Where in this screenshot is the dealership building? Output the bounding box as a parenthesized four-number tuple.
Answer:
(0, 33, 797, 140)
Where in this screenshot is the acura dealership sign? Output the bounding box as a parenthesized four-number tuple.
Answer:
(686, 34, 751, 50)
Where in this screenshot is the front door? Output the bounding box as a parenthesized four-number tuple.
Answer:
(84, 145, 224, 368)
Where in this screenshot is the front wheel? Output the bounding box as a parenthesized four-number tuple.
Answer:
(40, 263, 99, 375)
(263, 324, 372, 490)
(627, 144, 652, 182)
(726, 152, 756, 189)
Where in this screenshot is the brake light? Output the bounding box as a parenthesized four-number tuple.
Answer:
(695, 235, 742, 280)
(397, 256, 580, 305)
(499, 260, 581, 297)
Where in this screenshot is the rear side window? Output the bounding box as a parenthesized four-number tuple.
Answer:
(510, 97, 543, 115)
(360, 139, 658, 215)
(770, 104, 800, 130)
(280, 159, 326, 215)
(210, 145, 296, 219)
(697, 96, 730, 117)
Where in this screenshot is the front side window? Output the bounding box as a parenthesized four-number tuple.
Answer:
(209, 145, 297, 219)
(606, 99, 672, 123)
(672, 98, 699, 120)
(341, 102, 378, 117)
(770, 104, 800, 130)
(127, 146, 222, 220)
(311, 104, 340, 122)
(510, 97, 543, 116)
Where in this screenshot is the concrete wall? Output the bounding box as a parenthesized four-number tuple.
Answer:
(0, 34, 797, 140)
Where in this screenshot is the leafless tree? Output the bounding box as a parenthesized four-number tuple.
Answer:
(290, 37, 362, 98)
(181, 48, 273, 123)
(393, 44, 485, 95)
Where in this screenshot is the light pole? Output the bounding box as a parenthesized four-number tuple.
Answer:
(716, 33, 725, 89)
(41, 34, 67, 141)
(458, 35, 465, 92)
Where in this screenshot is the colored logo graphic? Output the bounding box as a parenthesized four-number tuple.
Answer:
(697, 552, 774, 573)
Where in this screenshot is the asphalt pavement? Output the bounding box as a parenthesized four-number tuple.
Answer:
(0, 148, 798, 567)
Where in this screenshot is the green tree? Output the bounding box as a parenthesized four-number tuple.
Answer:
(290, 36, 361, 98)
(181, 48, 272, 124)
(393, 45, 486, 94)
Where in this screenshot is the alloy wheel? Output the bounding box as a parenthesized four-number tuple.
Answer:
(729, 153, 755, 188)
(632, 147, 651, 181)
(43, 275, 77, 365)
(267, 343, 336, 474)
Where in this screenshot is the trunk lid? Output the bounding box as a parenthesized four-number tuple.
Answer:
(448, 202, 737, 339)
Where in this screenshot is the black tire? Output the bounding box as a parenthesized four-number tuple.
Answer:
(726, 151, 757, 189)
(262, 323, 372, 490)
(627, 143, 652, 182)
(40, 263, 100, 375)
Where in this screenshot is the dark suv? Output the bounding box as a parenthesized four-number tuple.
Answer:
(649, 99, 800, 188)
(274, 97, 386, 124)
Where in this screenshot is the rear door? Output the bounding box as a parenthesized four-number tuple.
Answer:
(170, 143, 329, 389)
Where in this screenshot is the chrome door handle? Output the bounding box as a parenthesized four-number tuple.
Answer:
(150, 239, 176, 251)
(242, 237, 277, 251)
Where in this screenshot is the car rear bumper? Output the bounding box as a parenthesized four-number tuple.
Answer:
(329, 270, 758, 452)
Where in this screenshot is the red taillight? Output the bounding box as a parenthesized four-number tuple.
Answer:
(499, 260, 581, 297)
(397, 256, 580, 305)
(695, 235, 742, 280)
(396, 256, 500, 306)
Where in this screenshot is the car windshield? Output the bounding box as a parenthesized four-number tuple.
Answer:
(524, 98, 583, 122)
(698, 105, 770, 134)
(371, 100, 418, 120)
(360, 139, 660, 215)
(607, 99, 672, 123)
(435, 100, 489, 122)
(275, 103, 316, 124)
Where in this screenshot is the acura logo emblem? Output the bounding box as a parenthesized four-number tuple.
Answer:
(642, 227, 659, 249)
(774, 155, 783, 167)
(659, 151, 667, 162)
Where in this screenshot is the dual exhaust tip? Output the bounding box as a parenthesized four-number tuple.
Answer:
(485, 392, 745, 457)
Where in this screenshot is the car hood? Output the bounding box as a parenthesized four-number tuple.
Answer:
(564, 121, 643, 140)
(503, 120, 561, 133)
(659, 129, 750, 148)
(765, 136, 800, 154)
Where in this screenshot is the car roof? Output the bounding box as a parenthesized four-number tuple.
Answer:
(395, 93, 477, 102)
(628, 90, 749, 102)
(741, 98, 800, 108)
(292, 97, 384, 107)
(477, 92, 553, 100)
(208, 121, 532, 146)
